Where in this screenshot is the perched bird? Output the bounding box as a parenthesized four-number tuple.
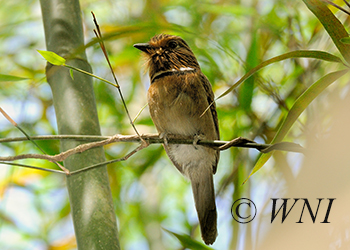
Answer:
(134, 34, 220, 245)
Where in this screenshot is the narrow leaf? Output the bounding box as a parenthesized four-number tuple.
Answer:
(239, 31, 259, 111)
(0, 74, 28, 82)
(70, 69, 74, 80)
(303, 0, 350, 63)
(244, 69, 349, 184)
(216, 50, 344, 101)
(37, 50, 66, 66)
(163, 228, 213, 250)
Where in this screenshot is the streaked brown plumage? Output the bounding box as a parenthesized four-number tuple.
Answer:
(134, 34, 219, 245)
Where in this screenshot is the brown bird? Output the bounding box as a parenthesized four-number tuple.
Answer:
(134, 34, 220, 245)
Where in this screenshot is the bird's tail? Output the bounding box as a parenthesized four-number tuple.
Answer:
(188, 167, 217, 245)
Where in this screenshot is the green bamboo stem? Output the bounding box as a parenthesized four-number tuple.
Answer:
(39, 0, 120, 249)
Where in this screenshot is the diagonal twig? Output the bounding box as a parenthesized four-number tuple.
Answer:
(0, 133, 305, 175)
(0, 135, 111, 143)
(0, 161, 65, 174)
(321, 0, 350, 15)
(343, 0, 350, 9)
(69, 143, 146, 175)
(91, 12, 145, 144)
(0, 134, 306, 163)
(0, 107, 69, 174)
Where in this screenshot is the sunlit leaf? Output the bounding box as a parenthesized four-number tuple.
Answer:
(37, 50, 66, 66)
(216, 50, 345, 101)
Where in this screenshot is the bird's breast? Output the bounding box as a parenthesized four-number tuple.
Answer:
(147, 74, 202, 136)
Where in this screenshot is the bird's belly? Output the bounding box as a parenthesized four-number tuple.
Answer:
(168, 144, 216, 177)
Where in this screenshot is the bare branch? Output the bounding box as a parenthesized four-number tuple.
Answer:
(0, 133, 305, 175)
(0, 133, 305, 163)
(91, 12, 143, 141)
(1, 106, 69, 173)
(0, 161, 65, 174)
(0, 135, 111, 143)
(70, 143, 147, 175)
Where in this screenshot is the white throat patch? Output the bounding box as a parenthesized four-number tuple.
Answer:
(152, 67, 195, 82)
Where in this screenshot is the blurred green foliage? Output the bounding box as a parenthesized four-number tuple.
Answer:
(0, 0, 349, 249)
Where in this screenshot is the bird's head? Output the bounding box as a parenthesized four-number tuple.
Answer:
(134, 34, 200, 81)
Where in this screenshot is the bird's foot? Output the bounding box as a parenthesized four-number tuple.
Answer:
(193, 134, 205, 149)
(159, 132, 169, 146)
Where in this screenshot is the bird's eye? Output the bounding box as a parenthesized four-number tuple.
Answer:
(168, 41, 178, 49)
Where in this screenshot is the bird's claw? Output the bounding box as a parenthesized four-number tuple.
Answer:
(193, 134, 205, 149)
(159, 132, 169, 146)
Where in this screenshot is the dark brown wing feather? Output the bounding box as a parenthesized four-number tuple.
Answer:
(198, 73, 220, 174)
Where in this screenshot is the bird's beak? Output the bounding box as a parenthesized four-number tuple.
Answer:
(133, 43, 152, 53)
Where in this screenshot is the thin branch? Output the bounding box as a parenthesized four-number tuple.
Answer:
(133, 103, 148, 123)
(344, 0, 350, 9)
(0, 133, 305, 154)
(0, 133, 305, 176)
(0, 161, 65, 174)
(0, 134, 124, 163)
(70, 143, 146, 175)
(91, 12, 144, 141)
(0, 144, 146, 176)
(64, 64, 119, 88)
(0, 135, 111, 143)
(321, 0, 350, 15)
(0, 107, 69, 174)
(0, 134, 305, 163)
(0, 107, 16, 126)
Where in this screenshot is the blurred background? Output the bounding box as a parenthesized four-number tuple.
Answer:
(0, 0, 349, 249)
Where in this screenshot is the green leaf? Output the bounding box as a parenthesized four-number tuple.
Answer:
(216, 50, 344, 101)
(238, 30, 259, 111)
(303, 0, 350, 63)
(69, 69, 74, 80)
(37, 50, 66, 66)
(243, 69, 349, 184)
(163, 228, 213, 250)
(0, 74, 28, 82)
